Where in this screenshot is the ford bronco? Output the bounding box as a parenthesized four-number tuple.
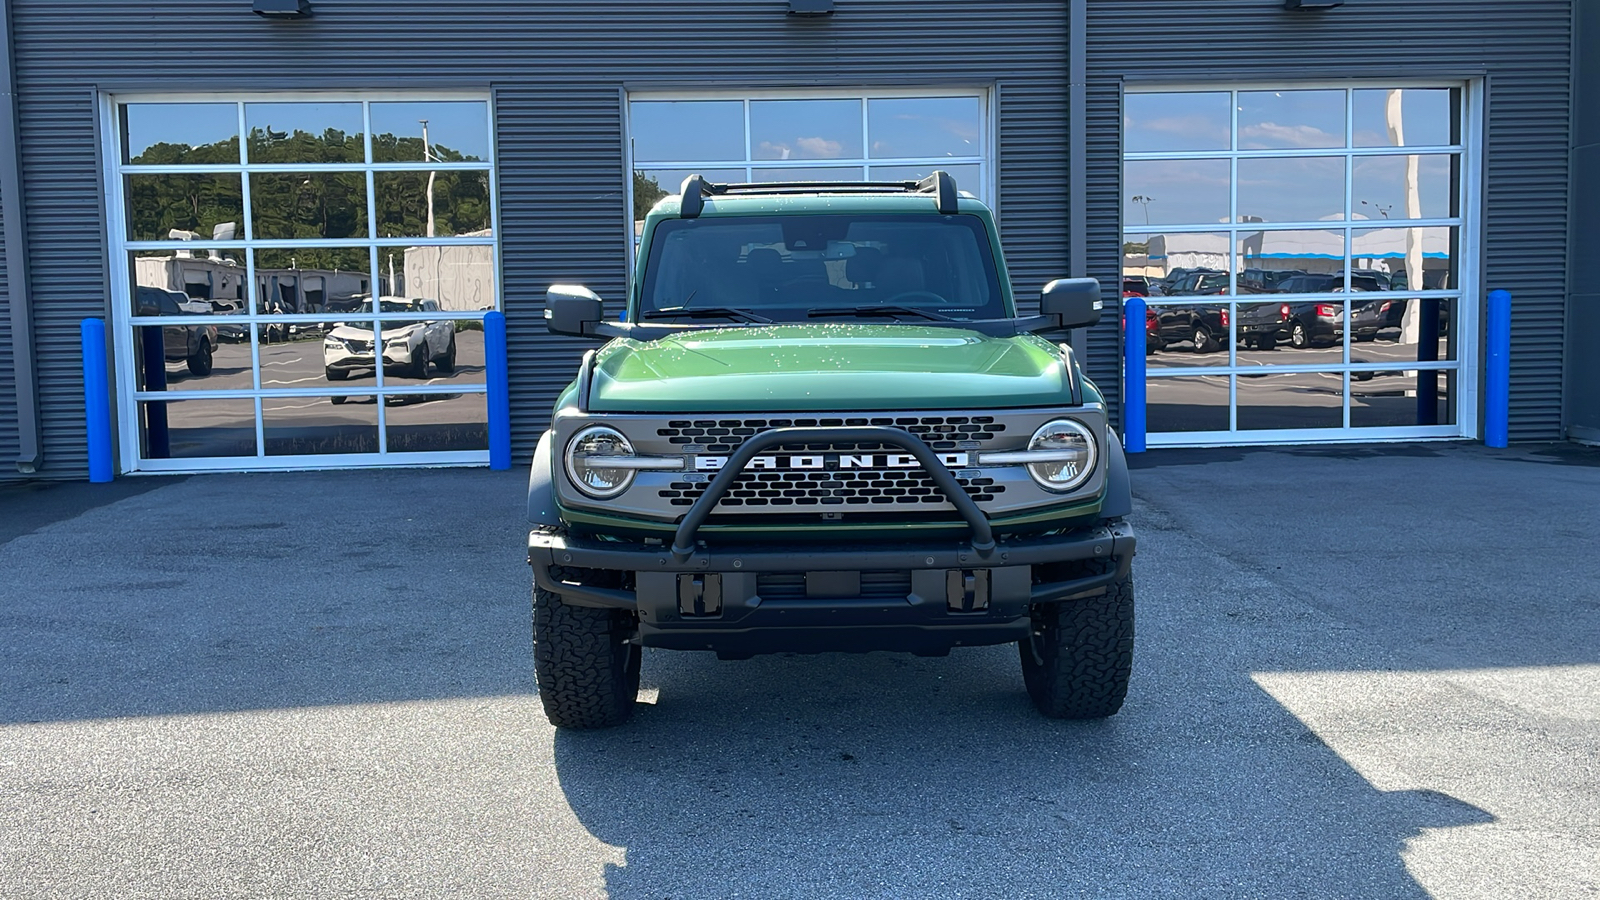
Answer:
(528, 172, 1136, 728)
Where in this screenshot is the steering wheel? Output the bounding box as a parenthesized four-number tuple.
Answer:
(883, 290, 948, 305)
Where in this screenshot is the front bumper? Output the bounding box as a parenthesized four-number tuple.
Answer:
(528, 520, 1135, 656)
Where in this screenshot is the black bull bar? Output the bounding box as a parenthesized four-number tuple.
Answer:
(669, 426, 997, 560)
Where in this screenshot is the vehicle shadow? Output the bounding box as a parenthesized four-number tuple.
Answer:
(553, 644, 1491, 899)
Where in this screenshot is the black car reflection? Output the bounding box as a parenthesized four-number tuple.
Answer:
(136, 286, 218, 376)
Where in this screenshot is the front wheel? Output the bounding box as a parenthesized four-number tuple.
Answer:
(533, 574, 641, 729)
(435, 334, 458, 373)
(187, 339, 213, 376)
(1020, 568, 1134, 719)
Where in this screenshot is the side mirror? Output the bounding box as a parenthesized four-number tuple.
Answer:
(544, 285, 605, 337)
(1040, 278, 1103, 330)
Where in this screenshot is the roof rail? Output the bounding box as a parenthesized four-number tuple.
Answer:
(676, 169, 960, 218)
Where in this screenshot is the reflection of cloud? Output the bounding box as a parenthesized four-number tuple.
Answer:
(795, 136, 843, 158)
(1126, 114, 1230, 147)
(1239, 122, 1340, 149)
(757, 141, 793, 160)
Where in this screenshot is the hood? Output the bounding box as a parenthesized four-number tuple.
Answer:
(329, 323, 417, 341)
(589, 324, 1071, 412)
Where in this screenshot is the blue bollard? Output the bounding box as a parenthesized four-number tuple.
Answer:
(1123, 296, 1147, 453)
(1485, 289, 1511, 448)
(81, 319, 115, 483)
(485, 311, 512, 469)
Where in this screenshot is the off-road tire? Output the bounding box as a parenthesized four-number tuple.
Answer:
(533, 571, 641, 729)
(1020, 568, 1134, 719)
(187, 339, 213, 376)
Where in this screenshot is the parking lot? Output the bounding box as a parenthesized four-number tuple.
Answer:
(1, 443, 1596, 898)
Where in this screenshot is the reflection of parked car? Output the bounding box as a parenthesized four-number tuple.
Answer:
(323, 297, 457, 382)
(1150, 302, 1229, 353)
(136, 286, 217, 376)
(1351, 296, 1406, 341)
(1238, 300, 1344, 349)
(1122, 275, 1150, 296)
(1239, 268, 1304, 293)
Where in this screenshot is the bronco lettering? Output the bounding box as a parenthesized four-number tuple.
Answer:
(694, 452, 970, 471)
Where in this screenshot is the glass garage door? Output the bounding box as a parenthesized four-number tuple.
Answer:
(105, 94, 500, 471)
(1123, 85, 1477, 444)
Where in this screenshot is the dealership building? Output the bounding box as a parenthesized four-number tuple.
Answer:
(0, 0, 1595, 479)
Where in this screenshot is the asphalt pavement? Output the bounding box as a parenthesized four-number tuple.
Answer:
(1, 442, 1596, 898)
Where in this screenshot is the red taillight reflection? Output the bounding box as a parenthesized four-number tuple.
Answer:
(1315, 304, 1338, 317)
(1220, 309, 1230, 327)
(1280, 303, 1291, 319)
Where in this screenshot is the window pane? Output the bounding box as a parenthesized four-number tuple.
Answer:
(1123, 92, 1231, 153)
(125, 173, 244, 242)
(255, 318, 336, 386)
(249, 172, 369, 240)
(1352, 226, 1459, 292)
(1237, 298, 1349, 366)
(630, 100, 744, 162)
(385, 245, 498, 312)
(263, 395, 379, 456)
(1236, 229, 1346, 292)
(1351, 368, 1456, 428)
(1237, 90, 1345, 150)
(1125, 159, 1230, 226)
(374, 170, 493, 238)
(867, 97, 982, 159)
(139, 399, 257, 459)
(1350, 297, 1457, 363)
(130, 251, 248, 317)
(1236, 371, 1343, 430)
(1354, 88, 1459, 148)
(1147, 376, 1230, 433)
(1237, 156, 1344, 222)
(122, 103, 239, 165)
(253, 246, 372, 314)
(749, 166, 864, 182)
(1127, 232, 1231, 294)
(1353, 154, 1458, 221)
(132, 324, 238, 391)
(245, 102, 364, 164)
(750, 99, 862, 160)
(370, 101, 490, 163)
(868, 164, 982, 197)
(1146, 300, 1231, 365)
(385, 391, 488, 453)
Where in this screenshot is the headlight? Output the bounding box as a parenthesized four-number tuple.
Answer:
(564, 425, 637, 499)
(1021, 418, 1098, 492)
(325, 339, 345, 349)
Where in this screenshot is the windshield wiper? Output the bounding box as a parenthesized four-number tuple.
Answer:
(642, 306, 771, 324)
(807, 305, 953, 322)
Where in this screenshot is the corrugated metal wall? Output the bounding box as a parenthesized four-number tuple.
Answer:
(0, 176, 15, 472)
(1085, 0, 1574, 441)
(1566, 0, 1599, 442)
(7, 0, 1068, 477)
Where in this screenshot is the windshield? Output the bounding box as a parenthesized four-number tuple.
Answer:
(637, 214, 1007, 322)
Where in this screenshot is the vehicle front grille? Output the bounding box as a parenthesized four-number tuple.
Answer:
(658, 415, 1006, 454)
(346, 339, 373, 352)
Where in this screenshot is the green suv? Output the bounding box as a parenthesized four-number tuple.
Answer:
(527, 172, 1136, 728)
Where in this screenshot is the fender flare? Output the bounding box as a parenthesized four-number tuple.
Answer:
(1100, 428, 1133, 520)
(527, 430, 561, 526)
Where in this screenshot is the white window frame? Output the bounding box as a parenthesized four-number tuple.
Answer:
(101, 90, 501, 473)
(1124, 79, 1483, 446)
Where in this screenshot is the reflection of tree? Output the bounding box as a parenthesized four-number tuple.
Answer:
(255, 246, 369, 272)
(127, 130, 490, 241)
(633, 171, 667, 222)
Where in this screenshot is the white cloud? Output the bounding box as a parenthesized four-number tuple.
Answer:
(795, 136, 844, 159)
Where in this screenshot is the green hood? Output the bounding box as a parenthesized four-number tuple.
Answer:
(589, 324, 1071, 412)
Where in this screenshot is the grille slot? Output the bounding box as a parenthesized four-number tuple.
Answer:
(756, 571, 913, 603)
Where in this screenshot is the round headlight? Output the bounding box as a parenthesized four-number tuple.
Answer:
(1025, 419, 1098, 492)
(565, 425, 637, 499)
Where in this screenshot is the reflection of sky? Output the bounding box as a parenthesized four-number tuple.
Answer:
(1126, 88, 1456, 154)
(125, 103, 239, 159)
(631, 97, 984, 165)
(750, 99, 861, 160)
(122, 100, 491, 160)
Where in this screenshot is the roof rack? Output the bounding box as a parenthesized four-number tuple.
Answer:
(677, 170, 959, 218)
